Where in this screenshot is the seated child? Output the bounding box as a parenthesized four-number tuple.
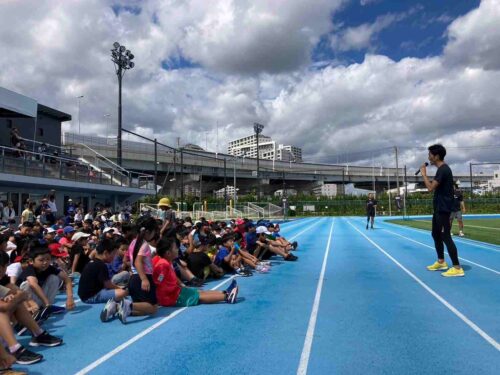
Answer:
(186, 236, 224, 281)
(0, 251, 62, 366)
(120, 217, 159, 324)
(108, 237, 131, 288)
(268, 223, 297, 250)
(6, 255, 39, 317)
(77, 238, 128, 322)
(255, 227, 297, 261)
(233, 232, 269, 273)
(16, 242, 75, 315)
(214, 234, 251, 276)
(153, 236, 238, 307)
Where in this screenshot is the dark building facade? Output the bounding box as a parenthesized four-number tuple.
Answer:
(0, 104, 71, 149)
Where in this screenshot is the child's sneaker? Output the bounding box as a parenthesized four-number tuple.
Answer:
(100, 299, 118, 322)
(255, 265, 269, 273)
(225, 279, 237, 295)
(12, 346, 43, 365)
(29, 331, 63, 347)
(117, 299, 131, 324)
(48, 305, 65, 315)
(33, 306, 51, 326)
(226, 285, 239, 304)
(235, 268, 252, 277)
(459, 231, 464, 237)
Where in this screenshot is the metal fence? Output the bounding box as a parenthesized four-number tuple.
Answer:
(0, 145, 154, 190)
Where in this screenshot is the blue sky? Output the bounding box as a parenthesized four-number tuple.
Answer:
(314, 0, 481, 65)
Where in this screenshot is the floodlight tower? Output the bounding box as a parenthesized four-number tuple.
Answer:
(111, 42, 135, 166)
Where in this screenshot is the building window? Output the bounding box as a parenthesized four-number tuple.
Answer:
(38, 128, 44, 137)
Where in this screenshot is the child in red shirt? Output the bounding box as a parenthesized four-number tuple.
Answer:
(153, 236, 239, 306)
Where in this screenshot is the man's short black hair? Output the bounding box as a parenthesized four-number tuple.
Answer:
(22, 222, 34, 228)
(221, 233, 234, 245)
(96, 238, 115, 255)
(428, 144, 446, 161)
(29, 245, 50, 260)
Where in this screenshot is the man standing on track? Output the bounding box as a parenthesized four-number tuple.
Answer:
(421, 144, 464, 277)
(366, 193, 377, 230)
(450, 183, 465, 237)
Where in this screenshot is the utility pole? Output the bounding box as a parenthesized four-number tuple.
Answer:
(371, 154, 375, 194)
(180, 149, 184, 210)
(233, 157, 237, 204)
(403, 165, 407, 219)
(395, 146, 400, 195)
(223, 158, 227, 207)
(154, 138, 158, 199)
(173, 150, 177, 200)
(77, 96, 84, 135)
(387, 173, 392, 216)
(253, 122, 264, 200)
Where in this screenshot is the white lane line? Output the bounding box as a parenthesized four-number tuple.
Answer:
(297, 218, 335, 375)
(288, 218, 326, 241)
(76, 218, 323, 374)
(347, 220, 500, 352)
(383, 220, 500, 252)
(74, 277, 237, 375)
(382, 228, 500, 276)
(418, 220, 500, 231)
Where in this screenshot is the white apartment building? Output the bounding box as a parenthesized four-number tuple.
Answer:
(214, 185, 237, 199)
(487, 169, 500, 191)
(227, 134, 302, 162)
(312, 184, 338, 198)
(184, 185, 201, 197)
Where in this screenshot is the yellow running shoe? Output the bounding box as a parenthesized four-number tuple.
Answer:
(427, 261, 448, 271)
(441, 267, 465, 277)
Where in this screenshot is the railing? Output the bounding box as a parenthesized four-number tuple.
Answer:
(228, 206, 243, 218)
(265, 203, 283, 218)
(0, 145, 154, 190)
(247, 202, 265, 218)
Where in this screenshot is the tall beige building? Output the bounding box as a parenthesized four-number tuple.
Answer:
(227, 134, 302, 162)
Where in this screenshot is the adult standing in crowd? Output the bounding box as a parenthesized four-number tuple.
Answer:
(450, 183, 466, 237)
(365, 193, 377, 230)
(421, 144, 464, 277)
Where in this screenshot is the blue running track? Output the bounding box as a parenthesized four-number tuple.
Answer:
(16, 217, 500, 374)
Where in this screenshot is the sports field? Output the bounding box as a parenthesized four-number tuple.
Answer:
(388, 217, 500, 245)
(17, 217, 500, 375)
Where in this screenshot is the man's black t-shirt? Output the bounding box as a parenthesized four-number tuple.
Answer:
(78, 259, 110, 301)
(186, 252, 212, 280)
(70, 244, 90, 273)
(366, 199, 377, 216)
(16, 265, 60, 287)
(452, 190, 463, 212)
(433, 164, 454, 213)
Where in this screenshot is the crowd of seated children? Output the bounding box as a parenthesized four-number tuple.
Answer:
(0, 193, 301, 373)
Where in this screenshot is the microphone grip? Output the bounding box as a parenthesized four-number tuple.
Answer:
(415, 162, 429, 176)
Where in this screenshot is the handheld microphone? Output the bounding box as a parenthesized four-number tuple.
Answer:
(415, 162, 428, 176)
